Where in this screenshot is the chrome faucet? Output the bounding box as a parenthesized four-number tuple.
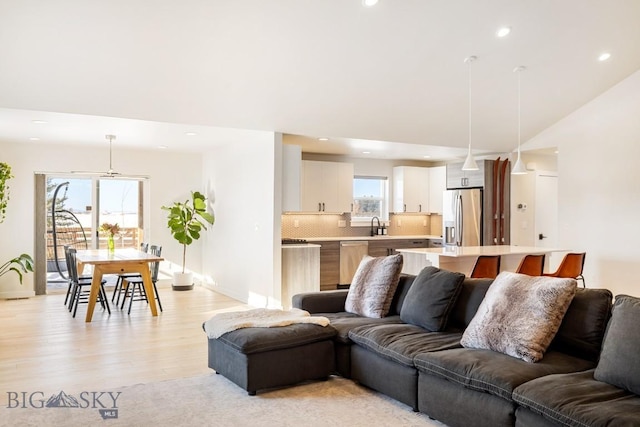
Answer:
(371, 216, 381, 236)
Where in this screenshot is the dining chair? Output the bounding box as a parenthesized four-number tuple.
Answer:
(470, 255, 501, 279)
(516, 254, 546, 276)
(112, 242, 150, 305)
(543, 252, 586, 287)
(120, 245, 163, 314)
(65, 246, 110, 318)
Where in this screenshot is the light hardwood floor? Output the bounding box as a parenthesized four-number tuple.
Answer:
(0, 280, 249, 406)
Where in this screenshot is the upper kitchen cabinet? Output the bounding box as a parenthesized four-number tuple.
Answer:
(446, 161, 487, 189)
(301, 160, 354, 212)
(428, 166, 446, 214)
(393, 166, 429, 213)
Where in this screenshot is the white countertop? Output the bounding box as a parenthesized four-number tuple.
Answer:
(301, 235, 442, 242)
(281, 243, 321, 248)
(395, 245, 567, 257)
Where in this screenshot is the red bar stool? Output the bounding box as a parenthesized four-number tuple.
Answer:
(470, 255, 501, 279)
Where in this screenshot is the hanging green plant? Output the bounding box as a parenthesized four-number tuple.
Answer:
(0, 162, 13, 224)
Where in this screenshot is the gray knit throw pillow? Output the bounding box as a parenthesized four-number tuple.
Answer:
(345, 254, 403, 318)
(461, 271, 577, 363)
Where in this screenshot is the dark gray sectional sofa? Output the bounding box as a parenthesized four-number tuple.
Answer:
(292, 273, 640, 426)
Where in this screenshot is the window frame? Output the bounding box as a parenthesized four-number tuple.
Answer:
(351, 175, 389, 226)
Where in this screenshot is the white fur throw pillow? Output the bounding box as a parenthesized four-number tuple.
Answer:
(345, 254, 403, 318)
(461, 271, 577, 363)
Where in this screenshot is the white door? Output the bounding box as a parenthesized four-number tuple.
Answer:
(534, 172, 559, 270)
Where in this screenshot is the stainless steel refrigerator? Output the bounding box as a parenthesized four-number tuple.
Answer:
(443, 188, 483, 247)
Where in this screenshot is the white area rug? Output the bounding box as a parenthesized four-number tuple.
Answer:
(0, 374, 446, 427)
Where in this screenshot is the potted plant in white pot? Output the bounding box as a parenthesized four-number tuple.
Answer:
(162, 191, 215, 291)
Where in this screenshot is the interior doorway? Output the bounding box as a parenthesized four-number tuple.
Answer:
(534, 171, 559, 270)
(35, 174, 147, 294)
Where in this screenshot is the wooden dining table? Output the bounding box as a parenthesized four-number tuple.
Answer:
(76, 248, 164, 322)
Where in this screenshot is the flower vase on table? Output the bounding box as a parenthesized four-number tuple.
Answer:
(100, 223, 120, 254)
(107, 235, 115, 253)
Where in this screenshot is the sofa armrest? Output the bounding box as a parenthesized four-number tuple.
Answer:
(292, 290, 349, 314)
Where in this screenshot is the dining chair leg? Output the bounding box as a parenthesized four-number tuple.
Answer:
(64, 281, 73, 306)
(120, 281, 131, 310)
(112, 276, 122, 303)
(100, 285, 111, 315)
(127, 283, 139, 315)
(153, 282, 163, 312)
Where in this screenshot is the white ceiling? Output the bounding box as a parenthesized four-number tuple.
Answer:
(1, 0, 639, 161)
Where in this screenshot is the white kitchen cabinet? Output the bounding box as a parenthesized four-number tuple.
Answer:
(301, 160, 354, 212)
(428, 166, 446, 214)
(393, 166, 429, 213)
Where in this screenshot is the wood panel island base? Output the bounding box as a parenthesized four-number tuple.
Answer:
(396, 245, 567, 276)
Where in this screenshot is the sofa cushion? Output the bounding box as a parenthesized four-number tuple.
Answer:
(549, 287, 612, 362)
(345, 254, 403, 318)
(348, 323, 462, 367)
(460, 272, 577, 363)
(213, 323, 337, 355)
(415, 348, 595, 401)
(513, 369, 640, 426)
(399, 266, 465, 332)
(320, 312, 403, 344)
(594, 294, 640, 395)
(447, 278, 494, 330)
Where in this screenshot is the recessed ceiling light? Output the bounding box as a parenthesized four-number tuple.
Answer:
(362, 151, 371, 154)
(362, 0, 378, 7)
(317, 137, 329, 141)
(598, 52, 611, 62)
(158, 145, 168, 149)
(29, 137, 40, 141)
(496, 26, 511, 38)
(423, 155, 431, 159)
(185, 132, 197, 136)
(32, 120, 47, 124)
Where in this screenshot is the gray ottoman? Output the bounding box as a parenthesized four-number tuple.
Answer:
(207, 323, 337, 395)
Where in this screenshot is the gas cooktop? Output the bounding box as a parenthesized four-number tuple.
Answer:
(281, 238, 308, 244)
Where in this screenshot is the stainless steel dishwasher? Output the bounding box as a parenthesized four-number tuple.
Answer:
(339, 241, 369, 288)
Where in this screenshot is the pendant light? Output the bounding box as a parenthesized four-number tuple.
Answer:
(462, 55, 479, 171)
(511, 66, 527, 175)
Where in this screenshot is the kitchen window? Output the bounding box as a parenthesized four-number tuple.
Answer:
(352, 176, 389, 223)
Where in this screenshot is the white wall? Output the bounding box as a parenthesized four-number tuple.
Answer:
(0, 141, 202, 298)
(201, 132, 283, 308)
(527, 69, 640, 297)
(510, 153, 558, 247)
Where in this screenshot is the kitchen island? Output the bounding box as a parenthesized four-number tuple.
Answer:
(396, 245, 567, 276)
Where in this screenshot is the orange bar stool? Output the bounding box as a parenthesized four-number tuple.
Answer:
(516, 254, 546, 276)
(470, 255, 501, 279)
(543, 252, 586, 287)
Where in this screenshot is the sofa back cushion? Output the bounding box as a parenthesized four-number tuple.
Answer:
(594, 294, 640, 395)
(388, 274, 416, 316)
(448, 278, 494, 330)
(399, 267, 466, 332)
(549, 288, 612, 362)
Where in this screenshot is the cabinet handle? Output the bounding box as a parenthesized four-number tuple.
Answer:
(351, 203, 353, 212)
(322, 202, 325, 211)
(403, 204, 406, 212)
(419, 204, 422, 212)
(318, 202, 321, 212)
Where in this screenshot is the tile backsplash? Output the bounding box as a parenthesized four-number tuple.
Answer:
(282, 213, 443, 238)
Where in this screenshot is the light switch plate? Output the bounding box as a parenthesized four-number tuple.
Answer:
(338, 220, 346, 228)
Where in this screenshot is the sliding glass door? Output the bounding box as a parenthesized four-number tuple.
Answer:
(43, 175, 146, 289)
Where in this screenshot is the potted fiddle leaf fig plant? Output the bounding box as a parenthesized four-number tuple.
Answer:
(162, 191, 214, 290)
